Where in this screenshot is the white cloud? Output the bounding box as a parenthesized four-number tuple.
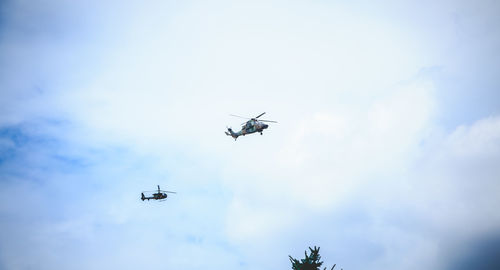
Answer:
(2, 0, 500, 270)
(444, 116, 500, 158)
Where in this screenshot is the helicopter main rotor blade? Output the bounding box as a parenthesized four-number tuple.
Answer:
(158, 190, 177, 194)
(259, 119, 277, 123)
(230, 114, 251, 119)
(255, 112, 266, 119)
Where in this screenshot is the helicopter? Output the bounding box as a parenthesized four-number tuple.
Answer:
(225, 112, 277, 140)
(141, 185, 176, 201)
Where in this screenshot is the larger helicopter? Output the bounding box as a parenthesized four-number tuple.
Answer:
(141, 185, 176, 201)
(225, 112, 277, 140)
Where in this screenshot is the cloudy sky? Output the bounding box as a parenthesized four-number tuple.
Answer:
(1, 0, 500, 269)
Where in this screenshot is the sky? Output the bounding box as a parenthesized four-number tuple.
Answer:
(1, 0, 500, 269)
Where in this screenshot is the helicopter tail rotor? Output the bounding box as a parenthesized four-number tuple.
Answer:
(225, 127, 239, 140)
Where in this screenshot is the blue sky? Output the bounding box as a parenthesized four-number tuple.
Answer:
(1, 0, 500, 269)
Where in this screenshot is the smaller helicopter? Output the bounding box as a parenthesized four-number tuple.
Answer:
(225, 112, 277, 140)
(141, 185, 176, 201)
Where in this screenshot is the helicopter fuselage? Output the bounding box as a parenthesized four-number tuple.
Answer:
(242, 119, 269, 134)
(141, 192, 168, 201)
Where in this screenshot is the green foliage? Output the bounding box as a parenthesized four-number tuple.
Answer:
(289, 246, 336, 270)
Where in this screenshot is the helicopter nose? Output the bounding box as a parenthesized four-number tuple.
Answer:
(263, 124, 269, 129)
